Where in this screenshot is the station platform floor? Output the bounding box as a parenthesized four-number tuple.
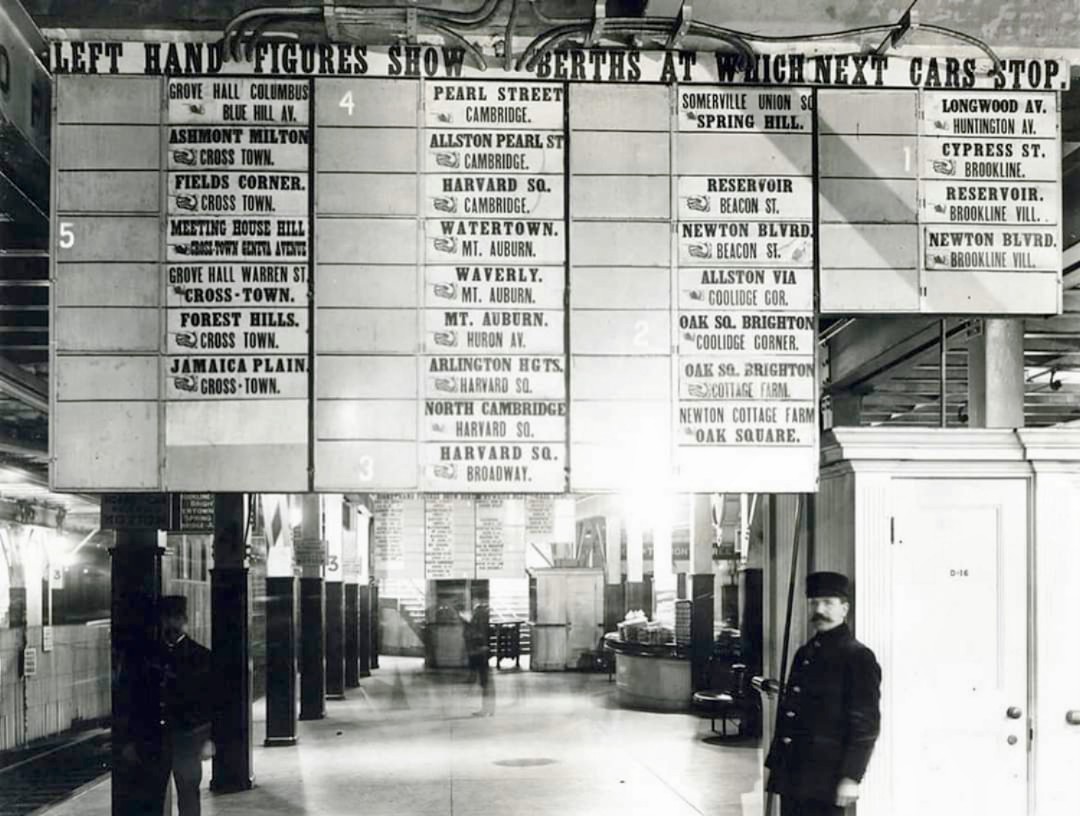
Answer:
(44, 656, 764, 816)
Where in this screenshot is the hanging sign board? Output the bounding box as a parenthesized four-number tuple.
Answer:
(100, 494, 171, 530)
(48, 43, 1067, 496)
(172, 493, 215, 532)
(294, 537, 325, 570)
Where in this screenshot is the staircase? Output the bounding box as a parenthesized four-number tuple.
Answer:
(379, 578, 428, 656)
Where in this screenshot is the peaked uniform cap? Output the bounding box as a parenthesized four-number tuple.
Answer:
(160, 595, 188, 617)
(805, 571, 850, 600)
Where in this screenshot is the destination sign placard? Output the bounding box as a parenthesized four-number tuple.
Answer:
(167, 126, 310, 170)
(167, 172, 308, 215)
(678, 222, 813, 267)
(924, 226, 1059, 271)
(424, 130, 563, 174)
(679, 357, 818, 401)
(678, 401, 817, 446)
(425, 265, 563, 308)
(922, 181, 1057, 225)
(425, 219, 564, 262)
(920, 137, 1058, 181)
(166, 309, 308, 354)
(166, 266, 307, 308)
(677, 267, 814, 311)
(425, 357, 566, 399)
(678, 314, 816, 356)
(165, 355, 309, 400)
(679, 87, 812, 132)
(424, 82, 565, 130)
(167, 216, 309, 261)
(423, 174, 563, 219)
(422, 309, 563, 355)
(422, 412, 565, 443)
(920, 91, 1057, 139)
(167, 78, 310, 124)
(677, 177, 813, 220)
(421, 442, 566, 492)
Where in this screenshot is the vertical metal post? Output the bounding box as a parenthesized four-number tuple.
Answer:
(939, 319, 948, 428)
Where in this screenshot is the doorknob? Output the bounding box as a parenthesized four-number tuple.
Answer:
(1006, 706, 1023, 720)
(1067, 711, 1080, 725)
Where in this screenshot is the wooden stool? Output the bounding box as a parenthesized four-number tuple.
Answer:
(692, 690, 742, 737)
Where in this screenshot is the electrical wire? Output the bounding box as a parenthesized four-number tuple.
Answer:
(223, 0, 503, 67)
(234, 15, 301, 62)
(517, 18, 756, 72)
(504, 0, 520, 72)
(527, 0, 589, 25)
(516, 23, 586, 70)
(910, 22, 1003, 72)
(222, 0, 1002, 80)
(224, 6, 322, 60)
(524, 2, 901, 43)
(421, 19, 489, 69)
(523, 1, 1000, 70)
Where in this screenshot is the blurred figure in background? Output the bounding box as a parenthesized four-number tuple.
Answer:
(463, 601, 495, 716)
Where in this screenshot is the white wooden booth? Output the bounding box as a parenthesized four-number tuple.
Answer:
(530, 568, 604, 671)
(811, 428, 1080, 816)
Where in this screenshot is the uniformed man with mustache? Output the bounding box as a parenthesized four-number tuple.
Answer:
(765, 572, 882, 815)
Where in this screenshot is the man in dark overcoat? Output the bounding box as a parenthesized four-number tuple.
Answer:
(119, 594, 214, 815)
(765, 572, 881, 816)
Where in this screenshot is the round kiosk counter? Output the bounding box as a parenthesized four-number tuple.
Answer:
(604, 634, 691, 712)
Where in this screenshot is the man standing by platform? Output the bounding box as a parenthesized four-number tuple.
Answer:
(765, 572, 882, 816)
(120, 595, 214, 815)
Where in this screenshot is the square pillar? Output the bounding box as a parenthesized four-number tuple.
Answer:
(968, 319, 1025, 429)
(263, 575, 297, 746)
(689, 495, 715, 691)
(298, 494, 325, 720)
(109, 525, 164, 816)
(210, 493, 253, 792)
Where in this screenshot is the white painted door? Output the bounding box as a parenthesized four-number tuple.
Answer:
(565, 572, 602, 664)
(892, 479, 1028, 816)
